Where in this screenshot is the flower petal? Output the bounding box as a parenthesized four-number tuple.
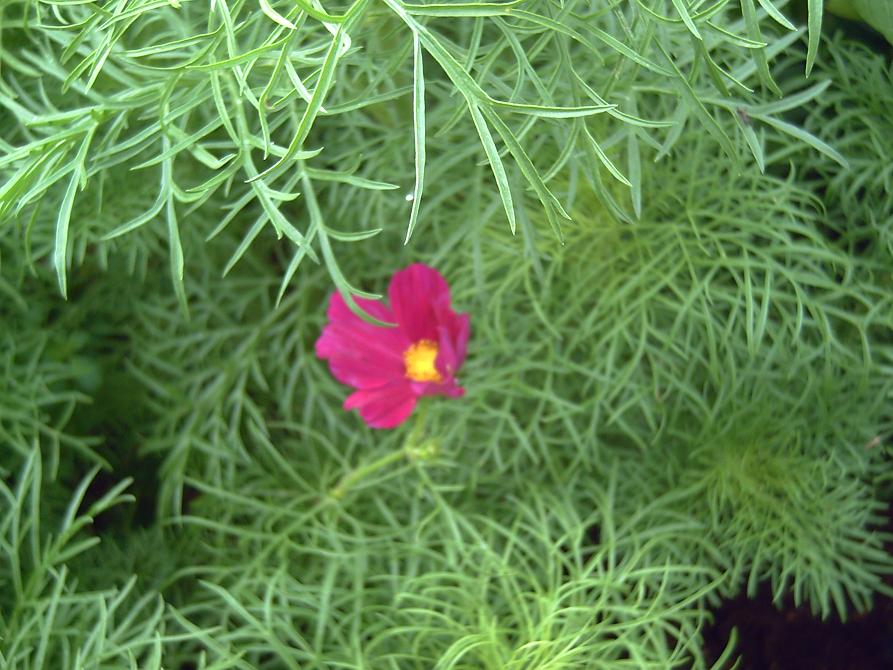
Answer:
(316, 292, 409, 389)
(435, 309, 470, 378)
(388, 263, 451, 343)
(344, 381, 417, 429)
(452, 313, 470, 367)
(415, 379, 465, 399)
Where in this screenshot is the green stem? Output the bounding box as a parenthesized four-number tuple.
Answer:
(329, 401, 433, 500)
(329, 447, 407, 500)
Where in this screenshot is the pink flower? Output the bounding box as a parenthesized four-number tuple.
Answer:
(315, 264, 470, 429)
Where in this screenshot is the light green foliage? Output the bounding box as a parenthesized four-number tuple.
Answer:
(1, 0, 831, 303)
(173, 468, 737, 668)
(1, 0, 892, 666)
(0, 450, 166, 669)
(801, 36, 893, 262)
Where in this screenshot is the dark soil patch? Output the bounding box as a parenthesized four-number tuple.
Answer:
(703, 584, 893, 669)
(705, 500, 893, 670)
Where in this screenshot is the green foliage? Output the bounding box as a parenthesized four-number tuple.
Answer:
(1, 0, 832, 306)
(801, 35, 893, 262)
(689, 432, 892, 619)
(0, 236, 101, 477)
(1, 0, 892, 666)
(828, 0, 893, 43)
(0, 450, 166, 669)
(172, 466, 738, 668)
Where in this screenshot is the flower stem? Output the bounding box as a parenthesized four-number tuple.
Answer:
(329, 402, 433, 500)
(329, 448, 407, 500)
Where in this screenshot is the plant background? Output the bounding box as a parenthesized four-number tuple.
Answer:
(1, 0, 892, 667)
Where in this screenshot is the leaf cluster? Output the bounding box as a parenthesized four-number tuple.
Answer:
(1, 0, 831, 307)
(1, 7, 892, 669)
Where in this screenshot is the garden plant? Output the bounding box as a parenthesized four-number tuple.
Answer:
(1, 0, 892, 666)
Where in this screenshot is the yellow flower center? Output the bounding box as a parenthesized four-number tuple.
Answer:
(403, 339, 442, 383)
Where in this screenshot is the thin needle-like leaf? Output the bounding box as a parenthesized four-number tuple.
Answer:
(468, 103, 515, 234)
(405, 32, 426, 243)
(806, 0, 822, 76)
(54, 125, 96, 298)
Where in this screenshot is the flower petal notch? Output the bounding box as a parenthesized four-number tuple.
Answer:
(316, 263, 470, 429)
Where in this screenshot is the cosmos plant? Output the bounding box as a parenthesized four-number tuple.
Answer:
(2, 1, 893, 669)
